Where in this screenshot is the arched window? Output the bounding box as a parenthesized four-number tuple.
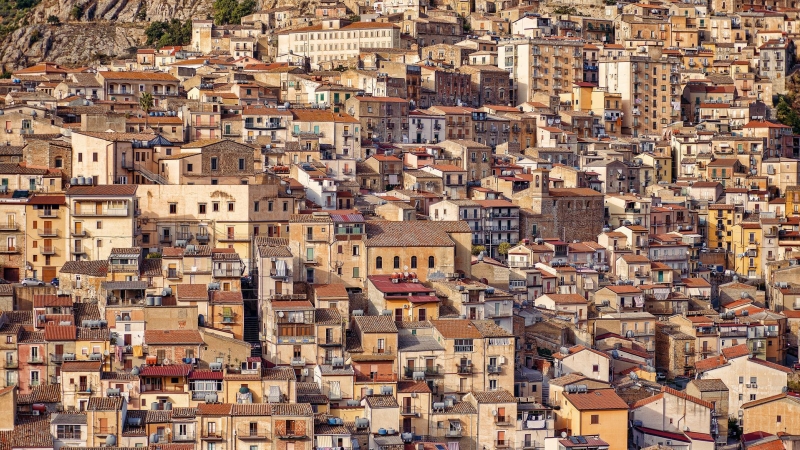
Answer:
(393, 256, 400, 269)
(376, 256, 382, 269)
(428, 256, 435, 268)
(411, 256, 417, 269)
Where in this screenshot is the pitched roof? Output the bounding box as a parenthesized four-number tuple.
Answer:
(144, 329, 203, 345)
(354, 315, 398, 333)
(563, 389, 629, 410)
(472, 389, 515, 403)
(721, 344, 750, 359)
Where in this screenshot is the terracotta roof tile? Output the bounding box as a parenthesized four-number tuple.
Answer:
(354, 315, 397, 333)
(564, 389, 629, 410)
(62, 361, 102, 372)
(87, 397, 124, 410)
(197, 403, 233, 415)
(144, 330, 203, 345)
(175, 284, 209, 300)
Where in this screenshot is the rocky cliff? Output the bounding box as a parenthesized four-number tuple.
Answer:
(0, 0, 216, 70)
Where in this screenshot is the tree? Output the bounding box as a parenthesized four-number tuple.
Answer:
(70, 5, 83, 20)
(46, 15, 60, 25)
(471, 245, 486, 256)
(212, 0, 256, 25)
(497, 242, 512, 258)
(776, 95, 800, 134)
(139, 92, 154, 128)
(144, 19, 192, 48)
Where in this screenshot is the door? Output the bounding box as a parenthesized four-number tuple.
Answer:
(275, 280, 283, 296)
(55, 344, 63, 359)
(74, 222, 82, 235)
(498, 431, 506, 446)
(658, 271, 664, 283)
(98, 418, 108, 434)
(124, 334, 132, 345)
(395, 308, 403, 322)
(96, 203, 102, 215)
(6, 237, 14, 252)
(418, 308, 426, 321)
(403, 396, 411, 414)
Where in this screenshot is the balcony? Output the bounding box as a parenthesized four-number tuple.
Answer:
(495, 416, 513, 427)
(38, 210, 58, 218)
(28, 356, 44, 364)
(319, 336, 342, 346)
(355, 373, 398, 383)
(77, 383, 93, 393)
(213, 269, 241, 278)
(0, 221, 18, 231)
(71, 247, 86, 255)
(290, 357, 307, 366)
(165, 270, 182, 279)
(37, 228, 58, 237)
(71, 229, 88, 237)
(201, 431, 225, 441)
(238, 427, 269, 440)
(94, 426, 116, 436)
(496, 440, 512, 448)
(276, 429, 307, 440)
(57, 432, 81, 440)
(487, 365, 503, 374)
(457, 364, 473, 374)
(521, 419, 547, 430)
(401, 406, 419, 416)
(277, 336, 315, 344)
(73, 207, 129, 217)
(39, 246, 55, 256)
(446, 429, 463, 438)
(172, 433, 197, 442)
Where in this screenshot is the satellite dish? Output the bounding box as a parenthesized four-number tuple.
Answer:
(404, 265, 409, 271)
(278, 311, 285, 318)
(561, 432, 568, 438)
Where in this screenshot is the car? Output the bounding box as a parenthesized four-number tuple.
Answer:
(50, 278, 59, 287)
(793, 363, 800, 371)
(656, 371, 667, 381)
(21, 278, 45, 287)
(0, 278, 10, 284)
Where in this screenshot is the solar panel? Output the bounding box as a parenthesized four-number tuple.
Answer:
(570, 437, 580, 444)
(577, 437, 588, 444)
(435, 445, 448, 450)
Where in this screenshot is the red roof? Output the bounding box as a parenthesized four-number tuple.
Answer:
(368, 275, 436, 294)
(634, 426, 690, 443)
(138, 364, 192, 377)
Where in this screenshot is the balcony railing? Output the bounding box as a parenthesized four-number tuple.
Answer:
(290, 357, 306, 366)
(38, 210, 58, 218)
(74, 207, 128, 217)
(213, 269, 241, 277)
(37, 228, 58, 237)
(355, 373, 398, 382)
(39, 246, 55, 255)
(495, 416, 513, 426)
(4, 360, 17, 368)
(496, 440, 512, 448)
(487, 365, 503, 374)
(94, 426, 116, 435)
(237, 427, 269, 440)
(276, 429, 307, 439)
(28, 356, 44, 364)
(0, 221, 18, 231)
(401, 406, 419, 416)
(57, 432, 81, 440)
(446, 429, 463, 438)
(172, 433, 197, 442)
(201, 431, 225, 441)
(457, 364, 473, 374)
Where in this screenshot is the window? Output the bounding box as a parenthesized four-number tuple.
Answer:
(353, 267, 360, 278)
(376, 256, 382, 269)
(489, 379, 497, 390)
(187, 163, 193, 172)
(254, 201, 259, 212)
(96, 221, 102, 229)
(411, 256, 417, 268)
(239, 158, 245, 170)
(750, 394, 756, 401)
(353, 245, 359, 256)
(393, 256, 400, 269)
(454, 339, 473, 352)
(750, 377, 757, 384)
(212, 202, 219, 212)
(211, 157, 218, 170)
(592, 364, 599, 372)
(227, 202, 234, 212)
(54, 157, 62, 168)
(778, 415, 782, 423)
(428, 256, 435, 268)
(92, 153, 98, 162)
(78, 153, 82, 162)
(199, 203, 207, 214)
(169, 203, 177, 214)
(591, 415, 599, 424)
(739, 376, 744, 384)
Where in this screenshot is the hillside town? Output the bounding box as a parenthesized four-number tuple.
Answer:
(3, 0, 800, 449)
